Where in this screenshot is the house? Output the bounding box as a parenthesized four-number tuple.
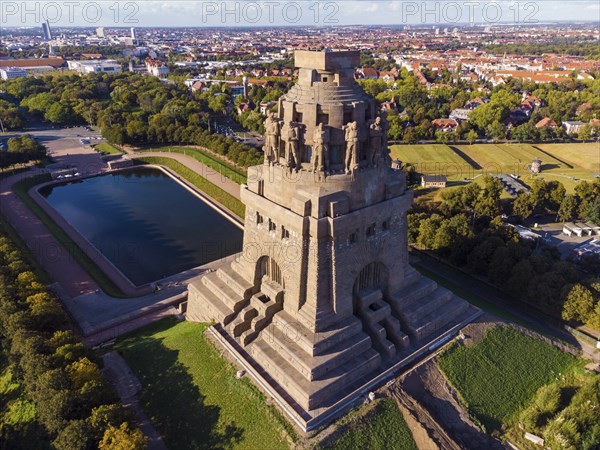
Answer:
(535, 117, 558, 129)
(259, 101, 276, 115)
(191, 81, 206, 93)
(432, 118, 459, 132)
(380, 96, 399, 112)
(577, 72, 594, 80)
(562, 121, 585, 135)
(576, 103, 593, 116)
(421, 175, 447, 188)
(237, 102, 252, 115)
(356, 67, 378, 79)
(0, 67, 27, 80)
(449, 108, 471, 121)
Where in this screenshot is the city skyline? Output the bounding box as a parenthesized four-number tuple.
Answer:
(1, 1, 599, 28)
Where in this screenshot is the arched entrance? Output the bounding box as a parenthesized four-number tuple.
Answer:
(353, 261, 388, 296)
(256, 256, 285, 289)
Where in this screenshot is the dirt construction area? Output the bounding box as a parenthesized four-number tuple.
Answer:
(383, 316, 513, 450)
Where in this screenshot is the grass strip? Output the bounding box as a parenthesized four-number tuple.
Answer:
(136, 156, 245, 219)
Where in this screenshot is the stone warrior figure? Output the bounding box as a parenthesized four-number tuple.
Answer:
(282, 121, 303, 171)
(311, 123, 330, 173)
(368, 116, 384, 167)
(263, 112, 281, 165)
(379, 110, 392, 166)
(344, 121, 360, 174)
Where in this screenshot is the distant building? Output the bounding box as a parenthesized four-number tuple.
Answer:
(535, 117, 558, 129)
(96, 27, 105, 38)
(145, 59, 169, 78)
(562, 121, 585, 135)
(41, 20, 52, 41)
(0, 67, 27, 80)
(449, 108, 471, 121)
(432, 118, 458, 132)
(529, 158, 542, 174)
(130, 27, 136, 40)
(421, 175, 447, 188)
(67, 60, 122, 74)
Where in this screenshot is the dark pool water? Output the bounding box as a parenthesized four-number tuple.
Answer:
(40, 167, 242, 286)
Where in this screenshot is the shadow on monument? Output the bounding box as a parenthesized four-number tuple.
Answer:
(122, 323, 244, 449)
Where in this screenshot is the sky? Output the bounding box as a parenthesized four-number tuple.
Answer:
(1, 1, 599, 28)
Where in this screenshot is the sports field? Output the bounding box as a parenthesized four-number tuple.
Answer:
(391, 143, 598, 192)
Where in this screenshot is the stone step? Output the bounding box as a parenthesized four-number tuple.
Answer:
(251, 337, 381, 411)
(356, 287, 383, 307)
(398, 287, 454, 325)
(190, 285, 237, 325)
(388, 277, 438, 309)
(357, 299, 392, 325)
(366, 322, 396, 358)
(229, 305, 258, 337)
(409, 296, 469, 342)
(216, 265, 253, 297)
(272, 310, 364, 356)
(202, 274, 246, 313)
(265, 321, 372, 380)
(382, 315, 410, 350)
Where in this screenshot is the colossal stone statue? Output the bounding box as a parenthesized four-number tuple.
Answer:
(263, 112, 280, 165)
(368, 116, 384, 167)
(311, 123, 330, 173)
(283, 121, 303, 171)
(344, 121, 360, 174)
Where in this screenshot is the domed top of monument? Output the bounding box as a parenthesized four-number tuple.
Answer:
(250, 49, 406, 213)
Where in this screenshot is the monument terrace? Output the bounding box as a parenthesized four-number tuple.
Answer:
(186, 50, 478, 430)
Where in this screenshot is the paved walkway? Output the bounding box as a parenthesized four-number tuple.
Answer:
(0, 169, 101, 298)
(102, 351, 168, 450)
(129, 151, 242, 199)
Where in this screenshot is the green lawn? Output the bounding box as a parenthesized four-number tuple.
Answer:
(135, 156, 245, 218)
(393, 143, 597, 193)
(12, 174, 129, 298)
(439, 326, 583, 433)
(94, 142, 123, 155)
(535, 142, 600, 173)
(137, 146, 247, 184)
(318, 398, 417, 450)
(114, 318, 294, 450)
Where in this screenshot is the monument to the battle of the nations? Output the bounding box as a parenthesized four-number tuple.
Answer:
(187, 50, 477, 427)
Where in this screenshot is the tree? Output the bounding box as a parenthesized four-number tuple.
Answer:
(99, 423, 148, 450)
(53, 420, 94, 450)
(562, 284, 595, 322)
(513, 193, 533, 220)
(557, 195, 579, 222)
(584, 195, 600, 224)
(466, 129, 478, 144)
(67, 357, 103, 390)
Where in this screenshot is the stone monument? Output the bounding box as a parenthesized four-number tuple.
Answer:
(187, 50, 475, 426)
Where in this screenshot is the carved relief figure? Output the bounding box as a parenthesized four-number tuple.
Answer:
(344, 121, 360, 174)
(263, 112, 281, 165)
(368, 117, 384, 167)
(311, 123, 330, 173)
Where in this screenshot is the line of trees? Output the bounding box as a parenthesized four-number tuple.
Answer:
(409, 176, 600, 330)
(2, 73, 262, 168)
(0, 231, 147, 449)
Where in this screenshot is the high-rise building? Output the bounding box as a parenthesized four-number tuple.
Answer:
(96, 27, 105, 38)
(41, 20, 52, 41)
(130, 27, 136, 40)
